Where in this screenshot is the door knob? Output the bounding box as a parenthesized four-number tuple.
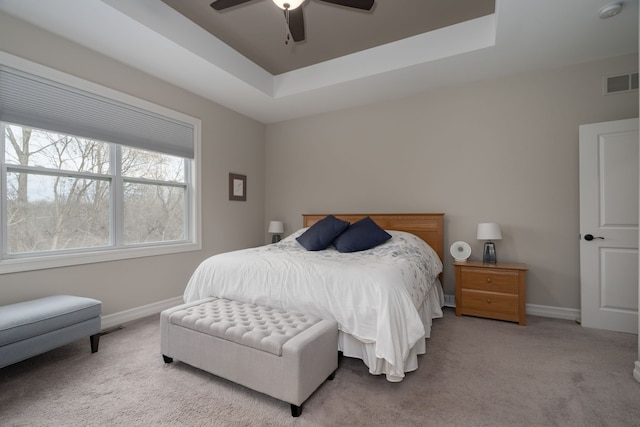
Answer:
(584, 234, 604, 241)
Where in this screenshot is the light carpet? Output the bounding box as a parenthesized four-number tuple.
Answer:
(1, 309, 639, 426)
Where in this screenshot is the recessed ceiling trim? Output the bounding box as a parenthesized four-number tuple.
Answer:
(105, 0, 496, 101)
(102, 0, 275, 96)
(273, 14, 496, 98)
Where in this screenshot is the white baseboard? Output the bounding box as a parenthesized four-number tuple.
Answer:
(105, 295, 582, 331)
(525, 303, 580, 321)
(443, 294, 581, 322)
(101, 296, 183, 330)
(443, 294, 456, 307)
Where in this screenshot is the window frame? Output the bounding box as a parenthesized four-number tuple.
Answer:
(0, 52, 202, 275)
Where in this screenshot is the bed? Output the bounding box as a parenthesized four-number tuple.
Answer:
(183, 213, 445, 382)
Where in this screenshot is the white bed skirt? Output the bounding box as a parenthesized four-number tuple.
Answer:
(338, 279, 444, 382)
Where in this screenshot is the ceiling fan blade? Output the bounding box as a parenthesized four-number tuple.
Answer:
(317, 0, 374, 11)
(210, 0, 253, 11)
(286, 8, 305, 42)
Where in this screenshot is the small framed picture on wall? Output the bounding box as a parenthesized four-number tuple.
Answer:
(229, 173, 246, 201)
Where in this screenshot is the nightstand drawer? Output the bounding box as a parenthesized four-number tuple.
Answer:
(460, 268, 519, 294)
(455, 261, 528, 325)
(460, 289, 519, 321)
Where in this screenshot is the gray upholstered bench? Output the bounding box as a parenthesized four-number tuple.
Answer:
(160, 297, 338, 417)
(0, 295, 102, 368)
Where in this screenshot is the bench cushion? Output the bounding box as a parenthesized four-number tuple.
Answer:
(0, 295, 102, 346)
(167, 298, 321, 356)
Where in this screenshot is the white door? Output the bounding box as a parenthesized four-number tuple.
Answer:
(579, 118, 638, 334)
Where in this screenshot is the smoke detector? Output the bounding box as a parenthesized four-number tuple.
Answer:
(599, 2, 623, 19)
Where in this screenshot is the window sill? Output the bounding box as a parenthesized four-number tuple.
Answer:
(0, 242, 202, 275)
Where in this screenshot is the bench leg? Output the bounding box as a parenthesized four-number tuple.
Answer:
(291, 404, 302, 417)
(90, 333, 100, 353)
(163, 355, 173, 363)
(328, 369, 336, 381)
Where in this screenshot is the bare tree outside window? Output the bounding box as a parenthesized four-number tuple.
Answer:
(124, 182, 185, 243)
(2, 123, 188, 256)
(121, 146, 186, 244)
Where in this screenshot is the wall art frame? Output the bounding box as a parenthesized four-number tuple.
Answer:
(229, 173, 246, 201)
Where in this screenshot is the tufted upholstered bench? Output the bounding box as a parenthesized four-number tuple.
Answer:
(160, 297, 338, 417)
(0, 295, 102, 368)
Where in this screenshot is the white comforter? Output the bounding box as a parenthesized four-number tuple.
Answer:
(183, 229, 443, 379)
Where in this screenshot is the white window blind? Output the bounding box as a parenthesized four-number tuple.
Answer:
(0, 65, 194, 158)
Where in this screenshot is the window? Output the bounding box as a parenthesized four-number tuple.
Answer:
(121, 146, 187, 245)
(0, 54, 201, 274)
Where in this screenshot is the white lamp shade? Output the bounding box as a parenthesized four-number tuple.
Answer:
(268, 221, 284, 234)
(477, 223, 502, 240)
(272, 0, 305, 10)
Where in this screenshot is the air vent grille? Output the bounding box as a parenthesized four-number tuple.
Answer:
(604, 72, 639, 94)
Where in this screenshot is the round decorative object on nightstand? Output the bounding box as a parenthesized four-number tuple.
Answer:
(450, 241, 471, 261)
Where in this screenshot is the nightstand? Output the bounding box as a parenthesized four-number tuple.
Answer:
(454, 260, 528, 326)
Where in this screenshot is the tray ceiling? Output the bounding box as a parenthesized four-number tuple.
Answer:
(0, 0, 637, 123)
(161, 0, 495, 74)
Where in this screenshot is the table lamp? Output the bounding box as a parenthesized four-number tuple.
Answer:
(268, 221, 284, 243)
(477, 222, 502, 264)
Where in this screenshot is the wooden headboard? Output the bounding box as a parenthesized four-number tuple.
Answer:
(302, 213, 445, 263)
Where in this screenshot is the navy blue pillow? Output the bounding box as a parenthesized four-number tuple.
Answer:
(333, 216, 392, 253)
(296, 215, 350, 251)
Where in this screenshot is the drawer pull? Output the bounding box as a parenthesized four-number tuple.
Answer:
(486, 299, 491, 304)
(486, 278, 491, 283)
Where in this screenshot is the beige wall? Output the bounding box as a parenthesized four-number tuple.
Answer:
(0, 10, 637, 317)
(265, 54, 639, 310)
(0, 13, 266, 314)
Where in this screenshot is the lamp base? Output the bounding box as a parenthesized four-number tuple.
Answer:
(271, 235, 281, 243)
(483, 241, 497, 264)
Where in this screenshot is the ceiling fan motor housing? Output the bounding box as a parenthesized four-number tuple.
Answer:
(273, 0, 305, 10)
(211, 0, 374, 43)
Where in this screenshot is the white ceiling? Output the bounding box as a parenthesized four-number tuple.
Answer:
(0, 0, 637, 124)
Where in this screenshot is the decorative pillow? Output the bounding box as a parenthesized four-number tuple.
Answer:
(333, 216, 392, 253)
(296, 215, 350, 251)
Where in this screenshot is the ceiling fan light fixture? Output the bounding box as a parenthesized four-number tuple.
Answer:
(272, 0, 304, 10)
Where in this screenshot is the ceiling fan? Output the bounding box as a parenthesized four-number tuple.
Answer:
(210, 0, 374, 43)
